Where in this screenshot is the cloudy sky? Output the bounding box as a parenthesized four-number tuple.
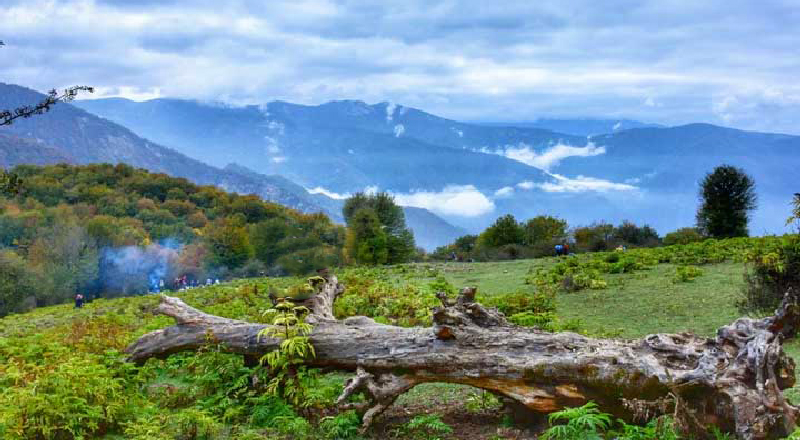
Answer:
(1, 0, 799, 134)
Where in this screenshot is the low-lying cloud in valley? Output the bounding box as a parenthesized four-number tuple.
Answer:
(484, 142, 606, 170)
(307, 184, 496, 217)
(393, 185, 495, 217)
(537, 173, 638, 193)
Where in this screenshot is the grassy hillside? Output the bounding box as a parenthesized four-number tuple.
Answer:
(1, 235, 799, 439)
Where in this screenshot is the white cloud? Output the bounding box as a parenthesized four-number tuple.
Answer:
(271, 156, 287, 164)
(394, 124, 405, 137)
(516, 180, 535, 190)
(494, 186, 514, 198)
(363, 185, 379, 195)
(306, 186, 350, 199)
(488, 142, 606, 171)
(536, 174, 637, 193)
(613, 122, 622, 130)
(393, 185, 495, 217)
(347, 148, 355, 154)
(4, 1, 800, 134)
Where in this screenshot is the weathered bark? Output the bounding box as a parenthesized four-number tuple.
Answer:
(126, 276, 800, 440)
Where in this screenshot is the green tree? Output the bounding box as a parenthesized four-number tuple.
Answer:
(0, 250, 37, 316)
(612, 221, 659, 247)
(343, 192, 414, 264)
(205, 218, 254, 269)
(788, 193, 800, 231)
(573, 223, 614, 252)
(522, 215, 567, 246)
(346, 208, 388, 265)
(479, 214, 524, 248)
(696, 165, 757, 238)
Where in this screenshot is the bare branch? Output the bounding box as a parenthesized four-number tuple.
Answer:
(0, 86, 95, 126)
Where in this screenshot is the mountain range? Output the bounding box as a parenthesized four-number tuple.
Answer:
(0, 83, 466, 250)
(2, 81, 797, 248)
(75, 95, 799, 237)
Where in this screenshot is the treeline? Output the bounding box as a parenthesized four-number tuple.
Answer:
(0, 163, 346, 316)
(430, 214, 688, 261)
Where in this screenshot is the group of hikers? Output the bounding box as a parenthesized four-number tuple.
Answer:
(168, 275, 220, 292)
(554, 243, 571, 256)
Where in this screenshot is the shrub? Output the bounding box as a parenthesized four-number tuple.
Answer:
(481, 289, 556, 317)
(663, 227, 704, 246)
(319, 411, 362, 439)
(673, 265, 704, 283)
(738, 235, 800, 314)
(541, 401, 612, 440)
(394, 414, 453, 440)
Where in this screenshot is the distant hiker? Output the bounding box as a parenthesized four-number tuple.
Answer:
(207, 278, 212, 286)
(159, 279, 165, 290)
(564, 243, 570, 255)
(555, 244, 564, 256)
(74, 293, 85, 309)
(214, 279, 220, 284)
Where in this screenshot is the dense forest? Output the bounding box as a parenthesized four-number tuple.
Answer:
(0, 163, 346, 316)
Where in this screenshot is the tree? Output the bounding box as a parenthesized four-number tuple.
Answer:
(788, 193, 800, 231)
(343, 192, 414, 264)
(522, 215, 567, 246)
(696, 165, 757, 238)
(0, 250, 37, 316)
(478, 214, 523, 248)
(573, 222, 614, 251)
(345, 208, 388, 265)
(612, 221, 659, 247)
(205, 218, 254, 270)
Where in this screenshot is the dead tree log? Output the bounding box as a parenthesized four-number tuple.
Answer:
(126, 276, 800, 440)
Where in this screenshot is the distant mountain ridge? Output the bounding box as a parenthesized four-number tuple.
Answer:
(71, 90, 800, 237)
(0, 83, 468, 250)
(476, 118, 664, 136)
(75, 97, 567, 193)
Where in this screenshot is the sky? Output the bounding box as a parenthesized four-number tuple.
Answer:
(1, 0, 799, 134)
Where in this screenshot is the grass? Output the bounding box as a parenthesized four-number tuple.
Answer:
(4, 250, 798, 439)
(556, 261, 745, 338)
(426, 258, 747, 337)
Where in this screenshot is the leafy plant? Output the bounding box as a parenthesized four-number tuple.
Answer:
(612, 415, 679, 440)
(464, 389, 502, 413)
(259, 299, 318, 408)
(319, 410, 362, 439)
(541, 401, 613, 440)
(394, 414, 453, 440)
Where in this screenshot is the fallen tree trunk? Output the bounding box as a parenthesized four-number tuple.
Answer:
(126, 276, 800, 439)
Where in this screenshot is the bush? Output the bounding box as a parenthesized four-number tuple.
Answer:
(673, 265, 704, 283)
(663, 227, 704, 246)
(394, 414, 453, 440)
(738, 236, 800, 314)
(481, 289, 556, 317)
